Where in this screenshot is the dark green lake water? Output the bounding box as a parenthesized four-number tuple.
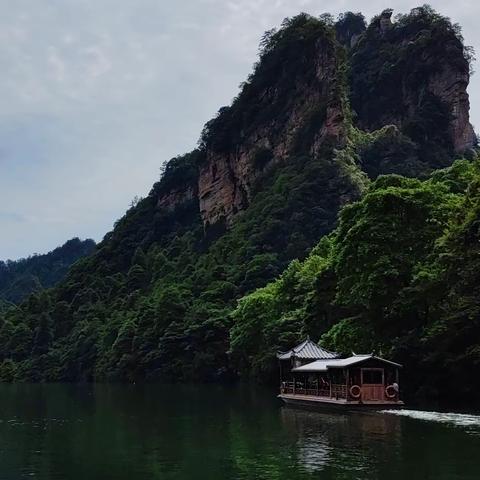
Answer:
(0, 384, 479, 480)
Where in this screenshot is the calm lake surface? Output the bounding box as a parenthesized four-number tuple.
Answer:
(0, 384, 479, 480)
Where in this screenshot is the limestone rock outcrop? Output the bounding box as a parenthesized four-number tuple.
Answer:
(350, 8, 476, 160)
(157, 8, 477, 229)
(198, 36, 347, 228)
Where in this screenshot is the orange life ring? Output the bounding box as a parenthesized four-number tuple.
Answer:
(350, 385, 361, 399)
(385, 385, 397, 399)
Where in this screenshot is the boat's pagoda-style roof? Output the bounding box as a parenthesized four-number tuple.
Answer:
(291, 354, 403, 372)
(277, 338, 339, 361)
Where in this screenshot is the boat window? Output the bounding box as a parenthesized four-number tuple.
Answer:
(362, 369, 383, 384)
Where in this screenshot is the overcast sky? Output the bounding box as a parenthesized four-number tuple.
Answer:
(1, 0, 478, 260)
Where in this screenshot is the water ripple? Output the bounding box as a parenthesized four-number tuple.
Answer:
(380, 409, 480, 430)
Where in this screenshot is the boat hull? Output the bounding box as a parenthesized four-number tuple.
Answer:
(278, 393, 404, 410)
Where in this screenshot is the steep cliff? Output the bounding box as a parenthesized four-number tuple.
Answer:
(0, 7, 477, 385)
(156, 7, 477, 230)
(197, 20, 346, 227)
(349, 7, 476, 175)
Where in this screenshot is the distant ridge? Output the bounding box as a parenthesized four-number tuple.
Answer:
(0, 238, 96, 304)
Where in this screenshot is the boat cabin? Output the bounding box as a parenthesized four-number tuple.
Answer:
(278, 340, 404, 408)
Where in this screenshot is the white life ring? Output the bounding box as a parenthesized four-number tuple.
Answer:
(385, 385, 397, 399)
(350, 384, 361, 399)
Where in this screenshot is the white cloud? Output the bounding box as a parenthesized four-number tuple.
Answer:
(0, 0, 479, 259)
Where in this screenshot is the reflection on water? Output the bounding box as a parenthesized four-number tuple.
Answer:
(281, 409, 333, 471)
(281, 407, 403, 476)
(0, 384, 479, 480)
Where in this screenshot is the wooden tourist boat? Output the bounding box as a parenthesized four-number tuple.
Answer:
(277, 339, 404, 409)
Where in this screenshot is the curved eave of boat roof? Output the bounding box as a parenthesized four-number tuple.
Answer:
(291, 354, 403, 372)
(277, 338, 339, 360)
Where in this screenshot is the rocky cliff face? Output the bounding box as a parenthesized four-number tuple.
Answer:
(350, 8, 476, 167)
(198, 36, 346, 228)
(428, 66, 476, 152)
(156, 185, 197, 212)
(156, 7, 476, 229)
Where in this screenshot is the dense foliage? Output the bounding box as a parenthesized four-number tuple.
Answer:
(0, 238, 95, 305)
(0, 8, 477, 405)
(231, 159, 480, 402)
(0, 147, 363, 382)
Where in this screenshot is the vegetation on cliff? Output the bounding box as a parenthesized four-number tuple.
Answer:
(231, 159, 480, 402)
(0, 7, 477, 403)
(0, 148, 363, 382)
(199, 13, 337, 154)
(349, 6, 476, 168)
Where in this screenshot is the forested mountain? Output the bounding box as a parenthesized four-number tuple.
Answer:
(231, 160, 480, 402)
(0, 238, 96, 306)
(0, 7, 478, 403)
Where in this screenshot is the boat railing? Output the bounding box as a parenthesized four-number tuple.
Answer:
(280, 382, 346, 399)
(331, 384, 347, 399)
